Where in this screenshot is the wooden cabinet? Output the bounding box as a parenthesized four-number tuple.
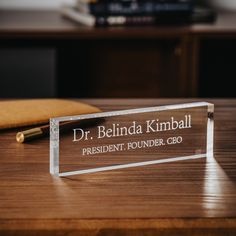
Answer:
(0, 10, 236, 98)
(199, 37, 236, 97)
(58, 38, 190, 98)
(0, 48, 56, 98)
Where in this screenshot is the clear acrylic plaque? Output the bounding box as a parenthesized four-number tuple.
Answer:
(50, 102, 214, 177)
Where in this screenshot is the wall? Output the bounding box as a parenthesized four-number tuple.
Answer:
(0, 0, 75, 9)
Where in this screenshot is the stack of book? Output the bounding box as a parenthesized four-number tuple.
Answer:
(61, 0, 194, 27)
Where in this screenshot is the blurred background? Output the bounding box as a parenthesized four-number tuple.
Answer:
(0, 0, 236, 98)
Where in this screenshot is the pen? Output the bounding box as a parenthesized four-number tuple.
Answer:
(16, 124, 48, 143)
(16, 118, 104, 143)
(16, 121, 76, 143)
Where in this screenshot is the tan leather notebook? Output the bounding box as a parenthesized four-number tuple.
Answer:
(0, 99, 101, 129)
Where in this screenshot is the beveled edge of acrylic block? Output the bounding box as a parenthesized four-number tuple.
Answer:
(52, 102, 213, 123)
(50, 101, 214, 177)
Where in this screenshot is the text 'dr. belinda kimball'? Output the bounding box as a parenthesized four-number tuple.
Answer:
(73, 115, 192, 142)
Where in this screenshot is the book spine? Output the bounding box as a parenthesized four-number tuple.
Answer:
(87, 2, 193, 16)
(62, 5, 191, 27)
(95, 15, 156, 26)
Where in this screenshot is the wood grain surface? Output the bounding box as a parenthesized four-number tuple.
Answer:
(0, 99, 236, 235)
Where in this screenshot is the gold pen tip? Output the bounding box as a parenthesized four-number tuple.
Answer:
(16, 128, 43, 143)
(16, 132, 24, 143)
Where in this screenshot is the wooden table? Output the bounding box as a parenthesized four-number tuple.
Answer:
(0, 99, 236, 235)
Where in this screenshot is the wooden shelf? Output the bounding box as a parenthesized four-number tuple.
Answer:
(1, 10, 236, 39)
